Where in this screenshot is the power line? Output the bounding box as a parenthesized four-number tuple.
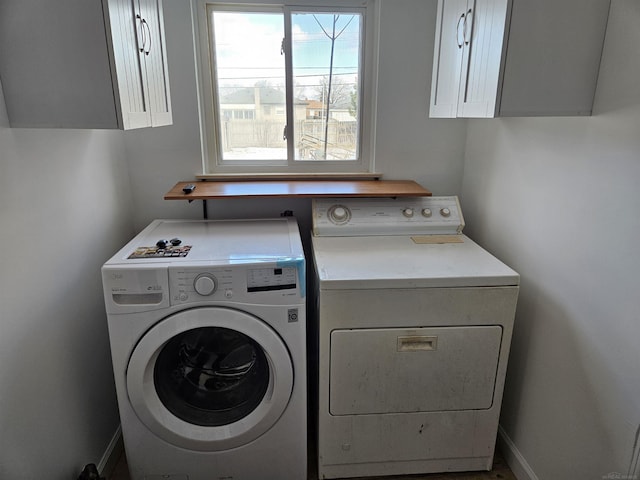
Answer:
(217, 66, 358, 70)
(218, 72, 358, 81)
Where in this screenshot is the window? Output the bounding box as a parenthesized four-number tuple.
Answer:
(193, 0, 378, 174)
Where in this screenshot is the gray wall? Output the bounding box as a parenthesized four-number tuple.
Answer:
(460, 1, 640, 478)
(0, 79, 134, 477)
(2, 0, 637, 479)
(0, 2, 466, 478)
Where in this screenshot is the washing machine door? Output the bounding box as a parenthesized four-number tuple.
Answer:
(126, 307, 294, 451)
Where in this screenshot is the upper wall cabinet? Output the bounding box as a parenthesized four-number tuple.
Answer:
(0, 0, 172, 129)
(429, 0, 611, 118)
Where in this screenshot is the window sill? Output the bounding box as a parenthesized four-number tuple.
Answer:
(195, 173, 383, 182)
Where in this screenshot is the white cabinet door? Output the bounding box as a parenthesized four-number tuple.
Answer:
(138, 0, 172, 127)
(430, 0, 508, 118)
(105, 0, 172, 129)
(429, 0, 467, 118)
(457, 0, 508, 118)
(106, 0, 151, 129)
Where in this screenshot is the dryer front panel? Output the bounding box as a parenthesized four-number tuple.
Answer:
(126, 307, 294, 451)
(329, 326, 502, 415)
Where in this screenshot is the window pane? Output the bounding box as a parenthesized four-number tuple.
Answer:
(291, 12, 361, 161)
(212, 11, 286, 161)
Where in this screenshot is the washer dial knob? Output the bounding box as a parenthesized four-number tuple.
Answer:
(402, 208, 414, 218)
(328, 205, 351, 224)
(440, 207, 451, 217)
(194, 274, 217, 296)
(422, 208, 432, 218)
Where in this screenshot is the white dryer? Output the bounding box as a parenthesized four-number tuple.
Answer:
(102, 218, 306, 480)
(311, 197, 519, 479)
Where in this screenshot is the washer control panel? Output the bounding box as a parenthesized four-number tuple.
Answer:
(312, 196, 464, 236)
(169, 267, 232, 304)
(247, 267, 298, 292)
(168, 264, 300, 305)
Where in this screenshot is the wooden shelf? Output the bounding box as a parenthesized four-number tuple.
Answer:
(164, 180, 432, 200)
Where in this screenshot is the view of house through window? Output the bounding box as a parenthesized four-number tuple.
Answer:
(210, 7, 362, 166)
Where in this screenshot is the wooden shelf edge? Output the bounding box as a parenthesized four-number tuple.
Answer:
(164, 179, 432, 200)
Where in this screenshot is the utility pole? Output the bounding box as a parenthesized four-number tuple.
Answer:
(313, 14, 355, 160)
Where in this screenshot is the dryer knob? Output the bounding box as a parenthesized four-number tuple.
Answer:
(328, 205, 351, 224)
(194, 274, 217, 296)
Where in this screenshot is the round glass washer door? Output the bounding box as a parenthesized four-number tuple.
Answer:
(126, 307, 293, 451)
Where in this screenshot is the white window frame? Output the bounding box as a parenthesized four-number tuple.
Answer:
(191, 0, 379, 175)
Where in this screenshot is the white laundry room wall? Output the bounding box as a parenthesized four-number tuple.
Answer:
(7, 0, 636, 479)
(0, 3, 466, 476)
(123, 0, 468, 230)
(0, 79, 134, 478)
(460, 1, 640, 478)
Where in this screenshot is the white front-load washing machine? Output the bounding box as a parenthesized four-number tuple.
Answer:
(311, 197, 519, 479)
(102, 218, 306, 480)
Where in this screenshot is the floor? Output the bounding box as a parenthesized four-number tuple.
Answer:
(107, 449, 516, 480)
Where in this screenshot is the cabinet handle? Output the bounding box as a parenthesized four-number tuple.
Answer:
(463, 8, 473, 45)
(142, 18, 152, 55)
(136, 14, 146, 53)
(456, 13, 465, 48)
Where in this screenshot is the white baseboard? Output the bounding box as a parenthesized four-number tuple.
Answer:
(98, 425, 124, 478)
(497, 425, 540, 480)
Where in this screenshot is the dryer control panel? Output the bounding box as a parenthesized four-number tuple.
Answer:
(312, 196, 464, 236)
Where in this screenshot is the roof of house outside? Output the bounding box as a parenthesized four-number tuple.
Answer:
(220, 86, 309, 106)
